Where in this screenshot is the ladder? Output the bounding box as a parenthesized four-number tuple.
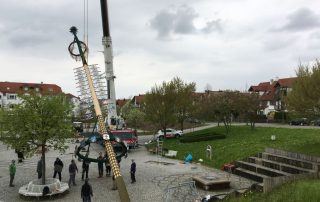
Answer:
(157, 140, 163, 162)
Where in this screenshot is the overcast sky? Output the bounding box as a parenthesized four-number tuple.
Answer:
(1, 0, 320, 98)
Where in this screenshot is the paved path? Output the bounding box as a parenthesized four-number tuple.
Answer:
(0, 140, 253, 202)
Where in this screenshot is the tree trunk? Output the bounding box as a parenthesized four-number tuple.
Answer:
(41, 144, 46, 185)
(180, 120, 184, 132)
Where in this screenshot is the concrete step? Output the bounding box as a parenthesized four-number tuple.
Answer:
(248, 156, 313, 174)
(234, 167, 268, 183)
(236, 160, 290, 177)
(262, 152, 316, 170)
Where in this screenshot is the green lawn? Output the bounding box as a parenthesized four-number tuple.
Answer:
(162, 126, 320, 168)
(225, 179, 320, 202)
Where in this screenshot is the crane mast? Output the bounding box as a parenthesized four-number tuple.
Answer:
(100, 0, 118, 129)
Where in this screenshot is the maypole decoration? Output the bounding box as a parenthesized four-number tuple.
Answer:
(68, 26, 130, 202)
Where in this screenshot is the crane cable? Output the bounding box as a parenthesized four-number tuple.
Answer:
(83, 0, 89, 62)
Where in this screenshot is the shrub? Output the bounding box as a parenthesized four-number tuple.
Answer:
(180, 132, 226, 143)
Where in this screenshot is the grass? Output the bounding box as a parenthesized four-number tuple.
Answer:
(225, 179, 320, 202)
(162, 126, 320, 168)
(161, 125, 320, 202)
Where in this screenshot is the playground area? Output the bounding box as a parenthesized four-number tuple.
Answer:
(0, 140, 254, 202)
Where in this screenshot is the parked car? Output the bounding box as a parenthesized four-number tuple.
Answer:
(186, 118, 201, 124)
(156, 128, 183, 140)
(289, 118, 309, 126)
(312, 119, 320, 126)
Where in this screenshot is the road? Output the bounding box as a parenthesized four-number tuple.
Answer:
(137, 122, 320, 145)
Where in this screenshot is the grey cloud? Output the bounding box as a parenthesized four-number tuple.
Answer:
(276, 8, 320, 32)
(150, 5, 221, 39)
(201, 19, 223, 33)
(150, 10, 175, 39)
(173, 5, 197, 34)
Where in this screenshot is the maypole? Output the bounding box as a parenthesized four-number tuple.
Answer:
(68, 26, 130, 202)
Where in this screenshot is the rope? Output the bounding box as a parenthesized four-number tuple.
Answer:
(83, 0, 89, 62)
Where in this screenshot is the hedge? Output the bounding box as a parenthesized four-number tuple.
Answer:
(180, 132, 226, 143)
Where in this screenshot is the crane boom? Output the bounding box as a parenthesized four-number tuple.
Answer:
(100, 0, 118, 129)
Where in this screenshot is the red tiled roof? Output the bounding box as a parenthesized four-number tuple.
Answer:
(0, 81, 62, 95)
(249, 82, 271, 92)
(277, 77, 297, 88)
(133, 94, 145, 105)
(65, 93, 79, 99)
(248, 77, 297, 102)
(260, 91, 274, 101)
(116, 99, 129, 108)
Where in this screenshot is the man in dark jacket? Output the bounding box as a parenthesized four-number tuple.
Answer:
(68, 159, 78, 186)
(97, 152, 104, 178)
(104, 153, 111, 176)
(37, 157, 42, 179)
(81, 178, 93, 202)
(82, 157, 90, 180)
(53, 157, 64, 181)
(130, 159, 136, 183)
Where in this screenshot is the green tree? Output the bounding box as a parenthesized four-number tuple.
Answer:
(144, 81, 176, 135)
(234, 92, 260, 129)
(286, 61, 320, 118)
(0, 94, 73, 184)
(171, 77, 196, 131)
(213, 91, 235, 133)
(121, 101, 146, 130)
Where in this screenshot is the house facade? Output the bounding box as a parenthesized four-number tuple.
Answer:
(0, 81, 63, 108)
(248, 77, 296, 115)
(0, 82, 80, 117)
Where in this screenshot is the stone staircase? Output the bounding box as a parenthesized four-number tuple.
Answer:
(233, 148, 320, 191)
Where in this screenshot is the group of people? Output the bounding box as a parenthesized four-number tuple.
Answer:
(36, 157, 64, 181)
(8, 151, 137, 202)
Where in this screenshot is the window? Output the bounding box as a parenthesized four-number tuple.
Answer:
(24, 87, 29, 91)
(48, 88, 53, 92)
(35, 87, 39, 92)
(7, 94, 17, 100)
(0, 95, 2, 99)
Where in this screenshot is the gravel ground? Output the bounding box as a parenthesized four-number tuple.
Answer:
(0, 135, 253, 202)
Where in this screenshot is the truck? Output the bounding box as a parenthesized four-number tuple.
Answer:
(110, 129, 138, 150)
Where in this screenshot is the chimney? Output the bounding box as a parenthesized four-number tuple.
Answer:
(270, 79, 274, 85)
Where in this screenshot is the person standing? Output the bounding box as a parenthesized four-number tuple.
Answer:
(68, 159, 78, 186)
(9, 160, 16, 187)
(97, 152, 104, 178)
(16, 150, 24, 163)
(53, 157, 64, 181)
(104, 153, 111, 176)
(82, 158, 90, 180)
(37, 157, 43, 179)
(130, 159, 136, 183)
(81, 178, 93, 202)
(74, 145, 78, 159)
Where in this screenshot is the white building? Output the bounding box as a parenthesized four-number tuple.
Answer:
(0, 82, 80, 117)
